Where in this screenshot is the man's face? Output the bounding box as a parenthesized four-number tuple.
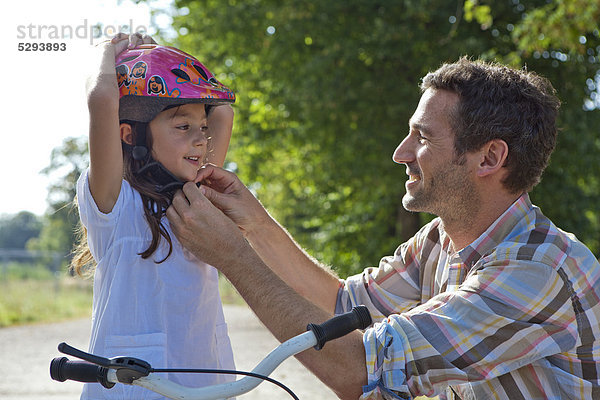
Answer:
(392, 88, 480, 221)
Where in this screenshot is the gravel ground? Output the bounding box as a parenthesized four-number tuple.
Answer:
(0, 304, 338, 399)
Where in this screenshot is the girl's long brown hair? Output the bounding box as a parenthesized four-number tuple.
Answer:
(71, 122, 174, 277)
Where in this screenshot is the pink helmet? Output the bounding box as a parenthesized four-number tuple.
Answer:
(115, 44, 235, 123)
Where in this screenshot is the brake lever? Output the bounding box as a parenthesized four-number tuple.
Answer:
(58, 342, 152, 384)
(59, 342, 112, 367)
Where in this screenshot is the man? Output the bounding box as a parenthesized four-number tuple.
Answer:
(166, 58, 600, 399)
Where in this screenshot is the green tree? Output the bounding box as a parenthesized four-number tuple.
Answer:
(28, 137, 89, 261)
(470, 0, 600, 255)
(0, 212, 42, 249)
(151, 0, 599, 276)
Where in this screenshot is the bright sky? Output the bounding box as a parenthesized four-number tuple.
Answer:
(1, 0, 174, 216)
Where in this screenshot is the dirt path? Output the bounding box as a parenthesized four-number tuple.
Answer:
(0, 304, 338, 399)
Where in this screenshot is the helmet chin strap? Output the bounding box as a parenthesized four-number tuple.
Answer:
(131, 122, 150, 161)
(136, 160, 186, 197)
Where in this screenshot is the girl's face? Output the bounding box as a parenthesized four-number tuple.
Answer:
(148, 103, 208, 182)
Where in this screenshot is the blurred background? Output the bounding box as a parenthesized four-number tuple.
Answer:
(0, 0, 598, 328)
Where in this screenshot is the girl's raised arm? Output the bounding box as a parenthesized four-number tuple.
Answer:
(86, 34, 154, 213)
(204, 104, 234, 168)
(86, 38, 126, 214)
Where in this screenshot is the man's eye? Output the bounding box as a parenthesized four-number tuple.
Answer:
(417, 133, 427, 144)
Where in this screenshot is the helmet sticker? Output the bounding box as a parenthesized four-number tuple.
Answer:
(130, 61, 148, 79)
(116, 64, 131, 88)
(117, 61, 147, 96)
(147, 75, 181, 98)
(147, 75, 165, 95)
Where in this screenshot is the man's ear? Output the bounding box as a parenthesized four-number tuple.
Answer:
(120, 123, 134, 145)
(477, 139, 509, 177)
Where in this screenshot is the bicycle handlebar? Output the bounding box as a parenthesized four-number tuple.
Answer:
(307, 305, 372, 350)
(50, 357, 114, 388)
(50, 306, 372, 399)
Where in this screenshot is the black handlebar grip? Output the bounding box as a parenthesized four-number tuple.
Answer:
(50, 357, 115, 389)
(306, 305, 372, 350)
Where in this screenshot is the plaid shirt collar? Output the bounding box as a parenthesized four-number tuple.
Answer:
(455, 193, 533, 269)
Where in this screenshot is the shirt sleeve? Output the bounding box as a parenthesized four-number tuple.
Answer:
(336, 221, 442, 322)
(76, 168, 130, 261)
(360, 259, 578, 399)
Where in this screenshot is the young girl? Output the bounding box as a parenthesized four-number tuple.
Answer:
(71, 33, 236, 399)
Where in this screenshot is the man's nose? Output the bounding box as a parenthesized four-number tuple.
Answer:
(392, 135, 415, 164)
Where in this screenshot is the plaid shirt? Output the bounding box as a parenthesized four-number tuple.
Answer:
(336, 194, 600, 399)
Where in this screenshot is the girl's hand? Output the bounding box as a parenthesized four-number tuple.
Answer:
(87, 32, 157, 101)
(110, 32, 157, 57)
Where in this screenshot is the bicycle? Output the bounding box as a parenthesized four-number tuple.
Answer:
(50, 305, 371, 399)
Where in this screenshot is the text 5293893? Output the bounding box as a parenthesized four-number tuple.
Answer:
(18, 42, 67, 51)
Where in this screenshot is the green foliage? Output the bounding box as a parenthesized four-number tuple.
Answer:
(41, 136, 89, 211)
(469, 0, 600, 255)
(0, 276, 92, 327)
(512, 0, 600, 55)
(26, 216, 75, 266)
(0, 212, 42, 249)
(0, 263, 92, 327)
(148, 0, 599, 276)
(0, 261, 54, 280)
(464, 0, 493, 29)
(29, 137, 89, 260)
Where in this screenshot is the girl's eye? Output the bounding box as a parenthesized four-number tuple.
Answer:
(177, 124, 190, 131)
(201, 125, 209, 132)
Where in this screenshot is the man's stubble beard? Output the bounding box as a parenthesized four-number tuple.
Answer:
(402, 159, 480, 227)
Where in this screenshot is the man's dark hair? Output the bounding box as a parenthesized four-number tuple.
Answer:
(420, 57, 561, 193)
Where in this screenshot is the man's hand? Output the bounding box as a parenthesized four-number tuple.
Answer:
(194, 164, 271, 236)
(168, 170, 367, 400)
(192, 164, 341, 313)
(167, 182, 248, 269)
